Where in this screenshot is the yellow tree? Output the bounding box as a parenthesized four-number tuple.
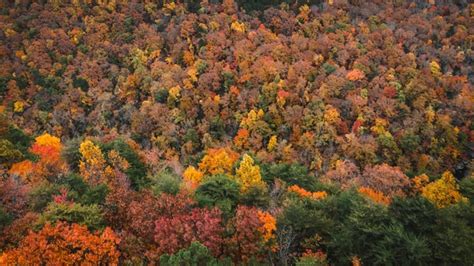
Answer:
(198, 148, 239, 175)
(234, 154, 265, 192)
(421, 171, 466, 208)
(79, 140, 106, 185)
(183, 166, 204, 184)
(267, 135, 277, 152)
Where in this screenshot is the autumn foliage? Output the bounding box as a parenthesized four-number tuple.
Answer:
(0, 0, 473, 265)
(358, 186, 391, 205)
(288, 185, 328, 201)
(420, 171, 466, 208)
(198, 148, 239, 175)
(153, 207, 224, 258)
(0, 222, 120, 265)
(9, 133, 66, 183)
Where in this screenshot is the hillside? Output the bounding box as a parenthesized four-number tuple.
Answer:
(0, 0, 473, 265)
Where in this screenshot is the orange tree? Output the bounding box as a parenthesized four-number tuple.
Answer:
(0, 222, 120, 265)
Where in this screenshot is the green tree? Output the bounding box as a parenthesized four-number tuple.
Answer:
(160, 241, 231, 266)
(195, 174, 240, 216)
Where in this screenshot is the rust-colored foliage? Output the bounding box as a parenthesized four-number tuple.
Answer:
(0, 222, 120, 265)
(324, 160, 361, 189)
(360, 164, 410, 197)
(227, 206, 266, 262)
(234, 128, 249, 149)
(152, 207, 224, 258)
(0, 212, 39, 252)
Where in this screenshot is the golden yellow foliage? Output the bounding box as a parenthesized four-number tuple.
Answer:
(267, 135, 277, 152)
(163, 2, 176, 15)
(425, 105, 436, 123)
(198, 148, 239, 175)
(297, 5, 311, 22)
(34, 133, 61, 150)
(421, 171, 466, 208)
(79, 140, 106, 185)
(235, 154, 265, 192)
(30, 133, 62, 162)
(370, 118, 388, 135)
(412, 174, 429, 193)
(168, 85, 181, 99)
(187, 67, 198, 83)
(4, 28, 16, 37)
(323, 106, 341, 125)
(240, 109, 264, 129)
(107, 150, 129, 171)
(15, 50, 27, 61)
(231, 21, 246, 33)
(9, 133, 65, 183)
(430, 60, 441, 76)
(182, 50, 195, 66)
(13, 101, 24, 113)
(183, 166, 204, 184)
(209, 21, 220, 31)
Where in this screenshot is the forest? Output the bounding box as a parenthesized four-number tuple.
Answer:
(0, 0, 473, 265)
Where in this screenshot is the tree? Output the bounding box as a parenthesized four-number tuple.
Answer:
(79, 139, 107, 185)
(153, 207, 224, 259)
(160, 241, 228, 266)
(257, 210, 276, 243)
(37, 202, 105, 231)
(9, 133, 66, 184)
(195, 174, 241, 216)
(183, 166, 204, 185)
(30, 133, 62, 160)
(150, 170, 182, 195)
(0, 139, 22, 166)
(329, 204, 430, 265)
(421, 171, 466, 208)
(261, 163, 315, 190)
(235, 154, 265, 192)
(0, 222, 120, 265)
(323, 160, 360, 189)
(199, 148, 239, 175)
(227, 206, 266, 262)
(360, 164, 410, 197)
